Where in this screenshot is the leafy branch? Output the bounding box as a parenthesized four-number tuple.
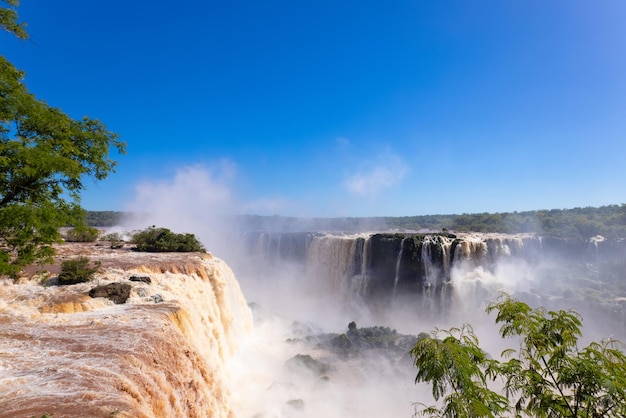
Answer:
(412, 294, 626, 417)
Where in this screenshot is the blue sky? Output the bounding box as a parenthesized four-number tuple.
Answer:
(3, 0, 625, 217)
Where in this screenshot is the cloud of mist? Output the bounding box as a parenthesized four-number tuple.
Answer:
(343, 152, 409, 196)
(117, 159, 625, 417)
(121, 161, 239, 256)
(226, 302, 426, 418)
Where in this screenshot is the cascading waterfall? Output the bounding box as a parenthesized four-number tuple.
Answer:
(237, 232, 546, 313)
(421, 236, 435, 292)
(392, 237, 407, 298)
(453, 235, 488, 266)
(304, 234, 370, 297)
(227, 231, 625, 323)
(4, 232, 624, 418)
(353, 235, 371, 296)
(0, 252, 253, 418)
(420, 235, 454, 314)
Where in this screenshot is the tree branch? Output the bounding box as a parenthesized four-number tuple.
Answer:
(540, 355, 575, 417)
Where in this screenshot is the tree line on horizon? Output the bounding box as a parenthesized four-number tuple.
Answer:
(86, 203, 626, 239)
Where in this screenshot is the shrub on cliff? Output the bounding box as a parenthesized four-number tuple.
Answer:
(131, 226, 205, 252)
(58, 256, 101, 285)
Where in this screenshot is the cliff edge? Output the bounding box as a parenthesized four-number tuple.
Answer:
(0, 242, 253, 418)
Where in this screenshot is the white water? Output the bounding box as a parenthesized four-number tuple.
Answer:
(5, 232, 620, 417)
(0, 251, 252, 418)
(392, 237, 407, 297)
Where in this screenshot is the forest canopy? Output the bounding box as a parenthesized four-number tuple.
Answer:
(221, 204, 626, 239)
(86, 204, 626, 239)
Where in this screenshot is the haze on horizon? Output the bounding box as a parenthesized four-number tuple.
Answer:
(4, 1, 625, 218)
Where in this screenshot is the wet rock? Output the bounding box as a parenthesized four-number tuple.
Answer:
(88, 283, 132, 304)
(129, 275, 152, 284)
(285, 354, 329, 377)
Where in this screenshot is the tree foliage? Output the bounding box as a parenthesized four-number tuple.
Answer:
(0, 0, 27, 40)
(131, 226, 205, 253)
(57, 256, 100, 285)
(230, 204, 626, 238)
(63, 226, 100, 242)
(0, 2, 125, 277)
(411, 295, 626, 417)
(85, 210, 124, 227)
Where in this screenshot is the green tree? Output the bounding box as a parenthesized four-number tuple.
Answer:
(0, 1, 125, 277)
(0, 0, 27, 40)
(411, 295, 626, 417)
(131, 226, 205, 253)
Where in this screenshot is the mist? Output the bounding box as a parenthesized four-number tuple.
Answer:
(120, 164, 626, 417)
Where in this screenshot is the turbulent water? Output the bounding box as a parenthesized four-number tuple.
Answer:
(234, 231, 625, 314)
(0, 247, 252, 418)
(2, 232, 624, 418)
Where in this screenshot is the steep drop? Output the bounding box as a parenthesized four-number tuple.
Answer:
(0, 245, 252, 418)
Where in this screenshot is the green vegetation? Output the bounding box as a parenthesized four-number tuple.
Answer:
(63, 226, 100, 242)
(58, 256, 101, 285)
(0, 2, 125, 277)
(1, 1, 27, 40)
(85, 211, 124, 227)
(285, 354, 330, 377)
(131, 226, 205, 252)
(392, 205, 626, 238)
(326, 322, 418, 356)
(99, 231, 125, 248)
(411, 294, 626, 417)
(85, 204, 626, 239)
(230, 204, 626, 239)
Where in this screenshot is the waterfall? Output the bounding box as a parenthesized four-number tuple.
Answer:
(392, 237, 407, 298)
(353, 235, 372, 296)
(228, 231, 625, 326)
(305, 234, 367, 295)
(421, 236, 437, 315)
(0, 252, 253, 418)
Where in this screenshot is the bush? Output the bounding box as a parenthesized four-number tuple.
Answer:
(58, 256, 101, 285)
(64, 226, 100, 242)
(131, 226, 205, 252)
(99, 232, 125, 248)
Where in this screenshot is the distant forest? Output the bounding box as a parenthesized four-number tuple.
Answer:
(86, 204, 626, 240)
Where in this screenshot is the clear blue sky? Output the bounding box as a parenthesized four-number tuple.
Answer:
(3, 0, 625, 217)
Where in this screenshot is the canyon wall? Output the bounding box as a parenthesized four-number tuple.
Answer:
(237, 231, 626, 319)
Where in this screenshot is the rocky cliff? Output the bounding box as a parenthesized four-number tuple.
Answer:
(237, 231, 626, 321)
(0, 243, 252, 418)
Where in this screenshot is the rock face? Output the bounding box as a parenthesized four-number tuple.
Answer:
(129, 275, 152, 284)
(89, 282, 132, 304)
(239, 231, 626, 314)
(0, 243, 253, 418)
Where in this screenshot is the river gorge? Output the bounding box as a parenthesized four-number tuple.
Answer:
(1, 231, 624, 417)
